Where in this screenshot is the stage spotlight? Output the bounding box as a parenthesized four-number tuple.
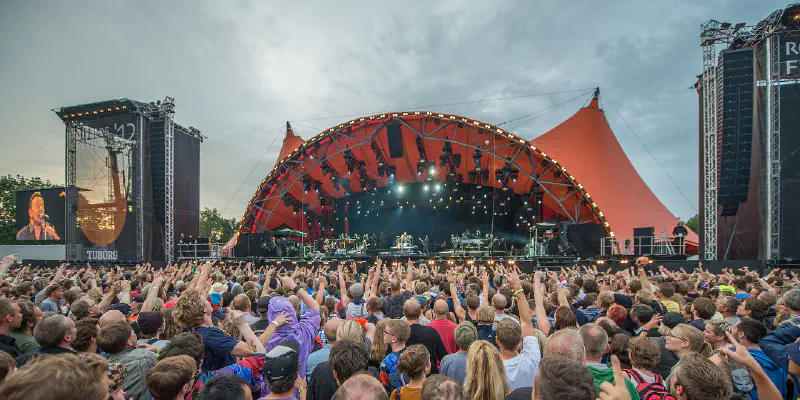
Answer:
(429, 166, 436, 175)
(388, 165, 397, 178)
(452, 154, 462, 168)
(423, 185, 429, 192)
(397, 185, 405, 194)
(434, 184, 441, 192)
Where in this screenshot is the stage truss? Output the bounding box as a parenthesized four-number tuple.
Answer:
(237, 112, 613, 243)
(700, 17, 785, 260)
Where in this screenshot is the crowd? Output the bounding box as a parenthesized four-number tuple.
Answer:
(0, 253, 799, 400)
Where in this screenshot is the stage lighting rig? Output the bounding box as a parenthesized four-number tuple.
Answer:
(473, 150, 482, 170)
(387, 165, 397, 178)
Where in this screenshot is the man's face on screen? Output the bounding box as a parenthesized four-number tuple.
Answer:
(29, 196, 45, 224)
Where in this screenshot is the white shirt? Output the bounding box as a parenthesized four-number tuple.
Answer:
(504, 336, 542, 390)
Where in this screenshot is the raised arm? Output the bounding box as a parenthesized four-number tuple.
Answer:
(338, 264, 350, 308)
(315, 275, 327, 306)
(228, 310, 259, 356)
(720, 332, 783, 400)
(405, 261, 414, 293)
(509, 271, 534, 337)
(280, 275, 319, 311)
(98, 282, 121, 312)
(636, 257, 653, 293)
(533, 271, 551, 336)
(142, 274, 163, 313)
(480, 269, 489, 306)
(448, 272, 466, 322)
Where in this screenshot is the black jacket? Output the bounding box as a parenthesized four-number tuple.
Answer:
(0, 334, 20, 358)
(15, 346, 76, 368)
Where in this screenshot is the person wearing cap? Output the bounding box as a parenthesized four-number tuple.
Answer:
(136, 311, 169, 350)
(338, 264, 367, 320)
(250, 297, 272, 332)
(262, 339, 306, 400)
(440, 321, 477, 385)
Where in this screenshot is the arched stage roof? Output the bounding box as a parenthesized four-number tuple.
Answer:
(230, 91, 697, 254)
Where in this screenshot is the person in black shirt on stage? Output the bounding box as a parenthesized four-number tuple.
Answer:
(672, 221, 688, 253)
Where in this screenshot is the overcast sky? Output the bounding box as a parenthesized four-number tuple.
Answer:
(0, 1, 786, 223)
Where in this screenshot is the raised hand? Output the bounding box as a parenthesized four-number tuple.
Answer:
(272, 310, 290, 326)
(596, 355, 631, 400)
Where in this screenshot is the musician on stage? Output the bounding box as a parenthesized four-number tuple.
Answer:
(16, 192, 60, 240)
(672, 220, 688, 253)
(422, 235, 430, 255)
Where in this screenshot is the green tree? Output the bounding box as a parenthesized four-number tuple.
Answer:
(685, 214, 698, 233)
(0, 175, 61, 245)
(200, 207, 238, 243)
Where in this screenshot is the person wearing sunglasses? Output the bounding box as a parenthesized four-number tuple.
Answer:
(663, 323, 712, 387)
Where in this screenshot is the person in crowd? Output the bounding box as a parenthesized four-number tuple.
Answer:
(657, 284, 681, 313)
(420, 374, 467, 400)
(475, 305, 496, 342)
(197, 374, 253, 400)
(402, 299, 446, 374)
(703, 319, 732, 365)
(97, 320, 158, 400)
(624, 336, 664, 386)
(390, 344, 430, 400)
(173, 288, 260, 372)
(610, 334, 632, 370)
(380, 319, 410, 393)
(717, 296, 741, 325)
(440, 321, 476, 385)
(264, 275, 322, 380)
(687, 297, 716, 331)
(579, 323, 640, 399)
(773, 289, 800, 329)
(15, 314, 75, 367)
(308, 338, 372, 400)
(426, 298, 458, 354)
(0, 299, 22, 357)
(307, 318, 342, 377)
(629, 304, 656, 337)
(332, 374, 388, 400)
(369, 319, 390, 369)
(366, 296, 385, 324)
(72, 317, 100, 353)
(146, 355, 198, 400)
(464, 340, 510, 400)
(732, 317, 787, 399)
(383, 268, 414, 319)
(507, 355, 598, 400)
(662, 323, 713, 385)
(10, 299, 39, 356)
(37, 284, 63, 314)
(136, 311, 170, 349)
(70, 297, 101, 320)
(496, 270, 542, 390)
(0, 353, 111, 400)
(0, 352, 14, 384)
(261, 340, 307, 400)
(669, 353, 733, 400)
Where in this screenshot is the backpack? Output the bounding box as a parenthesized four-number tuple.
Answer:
(624, 369, 676, 400)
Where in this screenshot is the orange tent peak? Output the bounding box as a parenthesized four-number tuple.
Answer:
(587, 88, 600, 109)
(285, 121, 298, 138)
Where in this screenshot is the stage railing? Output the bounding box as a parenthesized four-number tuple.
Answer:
(176, 243, 224, 260)
(601, 235, 686, 257)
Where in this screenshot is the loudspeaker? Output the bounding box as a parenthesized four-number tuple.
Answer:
(718, 48, 754, 217)
(633, 227, 654, 255)
(386, 123, 404, 159)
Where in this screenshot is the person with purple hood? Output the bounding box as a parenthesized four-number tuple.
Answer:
(265, 276, 321, 381)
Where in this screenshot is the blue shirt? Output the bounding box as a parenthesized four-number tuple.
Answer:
(306, 344, 332, 377)
(194, 326, 239, 372)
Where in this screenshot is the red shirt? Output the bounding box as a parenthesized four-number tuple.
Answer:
(427, 319, 459, 354)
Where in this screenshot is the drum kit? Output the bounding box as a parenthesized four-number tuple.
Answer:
(525, 222, 556, 257)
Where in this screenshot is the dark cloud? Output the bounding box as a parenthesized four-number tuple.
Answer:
(0, 0, 786, 222)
